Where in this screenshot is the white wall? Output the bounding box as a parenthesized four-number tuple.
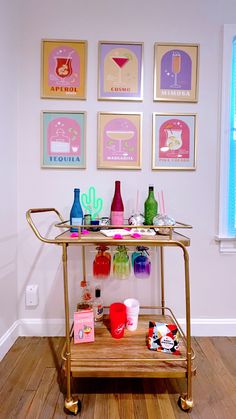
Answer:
(14, 0, 236, 335)
(0, 2, 18, 345)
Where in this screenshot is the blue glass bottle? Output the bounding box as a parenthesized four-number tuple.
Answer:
(70, 188, 83, 232)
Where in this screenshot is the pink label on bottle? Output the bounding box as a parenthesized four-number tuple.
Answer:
(111, 211, 124, 225)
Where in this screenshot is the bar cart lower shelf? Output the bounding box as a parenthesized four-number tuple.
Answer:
(26, 208, 195, 416)
(62, 312, 196, 379)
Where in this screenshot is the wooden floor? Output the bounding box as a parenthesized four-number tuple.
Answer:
(0, 336, 236, 419)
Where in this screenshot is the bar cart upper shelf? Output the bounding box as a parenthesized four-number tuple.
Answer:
(26, 207, 195, 416)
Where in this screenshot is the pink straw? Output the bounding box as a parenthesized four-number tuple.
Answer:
(161, 190, 166, 215)
(158, 192, 162, 215)
(136, 190, 139, 213)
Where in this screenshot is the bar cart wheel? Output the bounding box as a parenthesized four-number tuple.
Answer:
(178, 395, 193, 411)
(64, 396, 81, 415)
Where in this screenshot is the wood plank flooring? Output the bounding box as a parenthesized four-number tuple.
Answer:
(0, 337, 236, 418)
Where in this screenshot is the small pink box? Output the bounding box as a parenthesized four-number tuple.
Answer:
(74, 309, 95, 344)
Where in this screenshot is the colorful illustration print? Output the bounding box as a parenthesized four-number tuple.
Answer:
(99, 43, 142, 99)
(160, 49, 192, 90)
(159, 118, 190, 160)
(48, 46, 80, 88)
(103, 117, 137, 163)
(42, 113, 85, 168)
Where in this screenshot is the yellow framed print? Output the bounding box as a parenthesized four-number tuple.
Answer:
(41, 39, 87, 99)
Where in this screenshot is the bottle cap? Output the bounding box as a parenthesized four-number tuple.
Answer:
(95, 288, 101, 298)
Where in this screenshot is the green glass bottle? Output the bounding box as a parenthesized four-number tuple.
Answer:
(144, 185, 158, 225)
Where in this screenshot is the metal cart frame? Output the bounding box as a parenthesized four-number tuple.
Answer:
(26, 208, 195, 415)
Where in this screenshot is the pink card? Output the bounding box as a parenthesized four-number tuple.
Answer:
(74, 309, 95, 344)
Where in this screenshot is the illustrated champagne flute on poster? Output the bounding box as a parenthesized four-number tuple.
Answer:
(154, 43, 199, 102)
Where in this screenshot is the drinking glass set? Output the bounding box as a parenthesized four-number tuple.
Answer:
(93, 245, 151, 279)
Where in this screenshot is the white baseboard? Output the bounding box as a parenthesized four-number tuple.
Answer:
(19, 318, 66, 337)
(1, 317, 236, 361)
(0, 320, 20, 361)
(188, 318, 236, 336)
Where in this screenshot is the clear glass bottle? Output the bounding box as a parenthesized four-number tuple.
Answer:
(144, 185, 158, 225)
(70, 188, 83, 232)
(110, 180, 124, 225)
(77, 280, 93, 311)
(93, 288, 104, 322)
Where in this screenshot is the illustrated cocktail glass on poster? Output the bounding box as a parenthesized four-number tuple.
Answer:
(106, 130, 134, 155)
(165, 129, 182, 151)
(112, 54, 129, 83)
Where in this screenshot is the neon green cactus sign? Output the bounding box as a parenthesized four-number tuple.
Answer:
(81, 186, 103, 220)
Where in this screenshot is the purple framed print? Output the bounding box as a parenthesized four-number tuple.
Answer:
(154, 43, 199, 102)
(41, 111, 86, 169)
(98, 41, 143, 101)
(97, 112, 142, 169)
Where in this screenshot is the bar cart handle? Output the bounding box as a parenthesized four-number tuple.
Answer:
(26, 208, 65, 244)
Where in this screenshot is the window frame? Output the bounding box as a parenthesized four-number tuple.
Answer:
(217, 24, 236, 253)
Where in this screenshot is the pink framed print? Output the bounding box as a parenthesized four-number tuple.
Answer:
(98, 41, 143, 101)
(41, 39, 87, 99)
(154, 43, 199, 102)
(41, 111, 86, 169)
(152, 113, 197, 170)
(97, 112, 142, 169)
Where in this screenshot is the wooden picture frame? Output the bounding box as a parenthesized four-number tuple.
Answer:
(154, 43, 199, 102)
(41, 39, 87, 99)
(97, 112, 142, 169)
(98, 41, 143, 101)
(152, 113, 197, 170)
(41, 111, 86, 169)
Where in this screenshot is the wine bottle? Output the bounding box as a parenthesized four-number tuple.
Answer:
(70, 188, 83, 232)
(144, 185, 158, 225)
(111, 180, 124, 225)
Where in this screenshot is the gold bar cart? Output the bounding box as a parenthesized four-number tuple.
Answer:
(26, 208, 195, 415)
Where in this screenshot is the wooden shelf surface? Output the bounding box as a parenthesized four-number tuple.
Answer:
(62, 314, 196, 378)
(55, 230, 190, 246)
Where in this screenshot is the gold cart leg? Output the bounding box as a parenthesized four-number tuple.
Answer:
(178, 245, 193, 411)
(160, 246, 165, 315)
(62, 243, 81, 415)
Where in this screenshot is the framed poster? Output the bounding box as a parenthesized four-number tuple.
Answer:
(154, 43, 199, 102)
(41, 111, 86, 168)
(152, 113, 197, 170)
(41, 39, 87, 99)
(98, 41, 143, 101)
(97, 112, 142, 169)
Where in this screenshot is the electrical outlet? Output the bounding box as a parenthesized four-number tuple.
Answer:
(25, 285, 39, 307)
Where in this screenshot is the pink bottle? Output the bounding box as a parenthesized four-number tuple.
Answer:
(110, 181, 124, 225)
